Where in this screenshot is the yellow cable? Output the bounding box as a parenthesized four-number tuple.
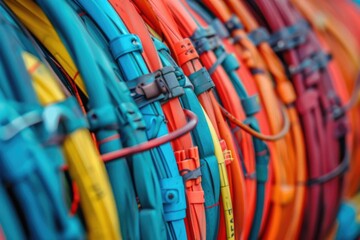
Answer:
(202, 107, 235, 240)
(5, 0, 87, 95)
(23, 52, 122, 240)
(150, 22, 235, 238)
(146, 23, 164, 41)
(349, 192, 360, 222)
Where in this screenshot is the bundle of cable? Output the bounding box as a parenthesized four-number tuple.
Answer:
(0, 0, 359, 239)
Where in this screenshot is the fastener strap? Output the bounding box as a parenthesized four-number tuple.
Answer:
(289, 51, 332, 76)
(174, 38, 199, 67)
(247, 27, 270, 46)
(210, 19, 230, 39)
(268, 20, 309, 52)
(241, 95, 261, 117)
(182, 167, 202, 182)
(127, 66, 184, 107)
(224, 15, 244, 33)
(160, 175, 187, 221)
(188, 68, 215, 95)
(191, 27, 222, 55)
(0, 98, 88, 143)
(109, 34, 143, 60)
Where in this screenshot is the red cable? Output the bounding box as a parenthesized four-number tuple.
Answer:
(0, 225, 5, 240)
(101, 109, 197, 162)
(61, 109, 197, 170)
(70, 181, 80, 215)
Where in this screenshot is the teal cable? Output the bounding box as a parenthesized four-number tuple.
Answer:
(154, 37, 221, 240)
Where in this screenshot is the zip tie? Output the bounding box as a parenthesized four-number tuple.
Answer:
(0, 110, 42, 141)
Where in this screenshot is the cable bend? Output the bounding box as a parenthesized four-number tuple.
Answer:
(219, 102, 290, 141)
(343, 72, 360, 111)
(101, 109, 197, 162)
(62, 109, 197, 170)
